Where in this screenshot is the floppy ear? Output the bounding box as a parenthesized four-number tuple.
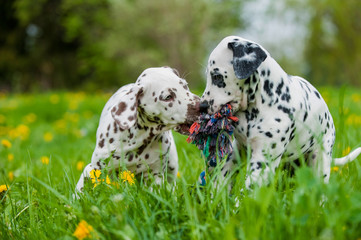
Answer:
(162, 66, 180, 77)
(228, 41, 267, 80)
(111, 86, 143, 130)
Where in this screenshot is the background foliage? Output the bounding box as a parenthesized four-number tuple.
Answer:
(0, 0, 241, 91)
(1, 0, 361, 92)
(287, 0, 361, 86)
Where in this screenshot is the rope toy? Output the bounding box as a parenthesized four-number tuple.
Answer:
(187, 104, 239, 177)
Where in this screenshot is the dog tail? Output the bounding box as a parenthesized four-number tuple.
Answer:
(334, 147, 361, 166)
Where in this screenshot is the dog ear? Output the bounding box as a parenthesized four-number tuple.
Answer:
(162, 66, 180, 77)
(111, 85, 143, 130)
(228, 41, 267, 80)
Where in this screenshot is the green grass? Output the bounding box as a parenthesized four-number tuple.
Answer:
(1, 87, 361, 240)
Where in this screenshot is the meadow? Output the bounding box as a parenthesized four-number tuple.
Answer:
(1, 87, 361, 240)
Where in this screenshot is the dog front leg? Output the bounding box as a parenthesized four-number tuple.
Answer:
(244, 149, 282, 190)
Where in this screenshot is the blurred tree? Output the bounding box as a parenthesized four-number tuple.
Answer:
(0, 0, 80, 91)
(287, 0, 361, 86)
(0, 0, 243, 92)
(61, 0, 242, 90)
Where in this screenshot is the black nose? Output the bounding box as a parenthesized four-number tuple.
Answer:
(199, 100, 209, 113)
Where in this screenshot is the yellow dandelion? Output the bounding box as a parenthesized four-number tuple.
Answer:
(177, 172, 181, 178)
(49, 94, 60, 104)
(105, 175, 111, 185)
(351, 93, 361, 103)
(0, 185, 10, 200)
(16, 124, 30, 140)
(89, 169, 102, 187)
(76, 161, 85, 171)
(43, 132, 53, 142)
(64, 112, 80, 123)
(8, 171, 14, 181)
(9, 124, 30, 140)
(69, 100, 79, 110)
(1, 139, 12, 148)
(23, 113, 37, 123)
(346, 114, 361, 126)
(89, 169, 112, 187)
(54, 119, 67, 131)
(331, 166, 339, 172)
(0, 185, 9, 193)
(342, 146, 351, 156)
(73, 220, 94, 240)
(8, 153, 14, 161)
(120, 170, 135, 185)
(41, 156, 50, 165)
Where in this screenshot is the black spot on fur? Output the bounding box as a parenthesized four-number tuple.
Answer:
(303, 112, 308, 122)
(314, 91, 321, 99)
(276, 79, 284, 96)
(265, 132, 273, 138)
(281, 93, 291, 102)
(263, 80, 273, 97)
(98, 139, 105, 148)
(211, 73, 226, 88)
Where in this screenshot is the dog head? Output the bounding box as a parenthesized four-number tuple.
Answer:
(111, 67, 200, 134)
(200, 36, 268, 114)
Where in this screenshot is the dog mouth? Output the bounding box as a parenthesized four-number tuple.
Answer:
(174, 123, 193, 135)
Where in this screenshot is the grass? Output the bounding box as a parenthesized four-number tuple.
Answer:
(1, 87, 361, 240)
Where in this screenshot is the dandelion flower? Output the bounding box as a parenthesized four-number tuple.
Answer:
(43, 132, 53, 142)
(331, 166, 339, 172)
(9, 124, 30, 140)
(105, 175, 111, 185)
(73, 220, 94, 240)
(23, 113, 37, 123)
(8, 153, 14, 161)
(0, 185, 10, 201)
(41, 156, 50, 165)
(351, 93, 361, 103)
(89, 169, 102, 187)
(89, 169, 112, 187)
(342, 147, 351, 156)
(0, 185, 9, 193)
(76, 161, 85, 171)
(120, 170, 135, 185)
(69, 100, 79, 110)
(177, 172, 181, 178)
(8, 171, 14, 181)
(1, 139, 12, 148)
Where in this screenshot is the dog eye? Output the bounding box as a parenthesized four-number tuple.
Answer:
(164, 95, 172, 101)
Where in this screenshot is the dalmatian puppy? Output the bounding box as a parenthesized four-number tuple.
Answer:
(200, 36, 361, 189)
(76, 67, 200, 192)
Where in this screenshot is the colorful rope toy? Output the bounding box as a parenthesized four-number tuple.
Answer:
(187, 104, 239, 173)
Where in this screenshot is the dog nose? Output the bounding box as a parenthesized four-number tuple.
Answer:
(199, 100, 209, 113)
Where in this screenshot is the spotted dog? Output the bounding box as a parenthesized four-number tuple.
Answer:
(200, 36, 361, 189)
(76, 67, 200, 192)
